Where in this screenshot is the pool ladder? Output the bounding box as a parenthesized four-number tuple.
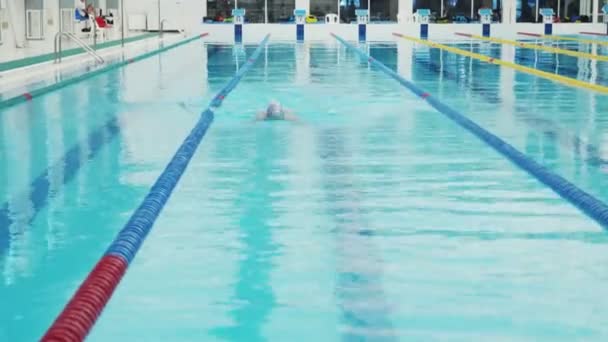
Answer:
(54, 31, 105, 65)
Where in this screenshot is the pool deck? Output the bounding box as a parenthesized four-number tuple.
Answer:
(0, 33, 189, 103)
(0, 32, 156, 72)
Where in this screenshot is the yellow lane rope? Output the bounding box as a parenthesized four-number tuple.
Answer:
(392, 32, 608, 94)
(453, 32, 608, 62)
(518, 31, 608, 47)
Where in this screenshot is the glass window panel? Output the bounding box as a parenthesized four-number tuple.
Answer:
(311, 0, 338, 22)
(206, 0, 235, 22)
(560, 0, 589, 22)
(370, 0, 398, 21)
(539, 0, 558, 22)
(517, 0, 536, 22)
(413, 0, 442, 22)
(473, 0, 501, 22)
(267, 0, 295, 22)
(339, 0, 368, 23)
(239, 0, 265, 23)
(443, 0, 471, 22)
(59, 0, 73, 8)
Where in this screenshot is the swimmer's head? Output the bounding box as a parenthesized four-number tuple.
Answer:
(266, 100, 282, 116)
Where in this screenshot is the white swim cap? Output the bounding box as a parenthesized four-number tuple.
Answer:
(267, 100, 282, 116)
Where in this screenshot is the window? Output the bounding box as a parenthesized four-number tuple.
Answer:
(239, 0, 265, 23)
(370, 0, 398, 22)
(473, 0, 501, 22)
(267, 0, 295, 22)
(414, 0, 500, 23)
(311, 0, 338, 22)
(539, 0, 557, 22)
(516, 0, 536, 22)
(25, 0, 44, 40)
(413, 0, 441, 21)
(339, 0, 368, 23)
(442, 0, 470, 22)
(206, 0, 235, 22)
(559, 0, 589, 22)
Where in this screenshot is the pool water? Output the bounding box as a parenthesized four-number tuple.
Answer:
(2, 37, 608, 340)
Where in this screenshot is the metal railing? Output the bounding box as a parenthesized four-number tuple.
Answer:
(160, 19, 169, 37)
(54, 31, 104, 64)
(93, 19, 98, 49)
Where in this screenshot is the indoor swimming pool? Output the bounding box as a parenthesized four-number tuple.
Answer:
(2, 35, 608, 340)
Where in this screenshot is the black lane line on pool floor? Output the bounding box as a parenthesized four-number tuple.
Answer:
(332, 33, 608, 230)
(319, 128, 396, 340)
(208, 126, 281, 340)
(0, 45, 223, 258)
(412, 49, 608, 169)
(0, 116, 120, 256)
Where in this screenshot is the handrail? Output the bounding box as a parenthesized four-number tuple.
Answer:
(54, 31, 104, 64)
(160, 19, 169, 38)
(93, 18, 97, 49)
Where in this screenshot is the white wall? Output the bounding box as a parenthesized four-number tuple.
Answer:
(200, 22, 607, 43)
(0, 0, 607, 61)
(124, 0, 203, 33)
(0, 0, 25, 50)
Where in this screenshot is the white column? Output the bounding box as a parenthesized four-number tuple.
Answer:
(44, 0, 61, 48)
(580, 0, 586, 15)
(471, 0, 474, 19)
(508, 0, 518, 23)
(399, 0, 413, 22)
(500, 0, 512, 23)
(8, 0, 26, 47)
(592, 0, 599, 22)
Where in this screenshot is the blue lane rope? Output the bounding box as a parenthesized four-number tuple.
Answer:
(331, 33, 608, 230)
(105, 34, 271, 264)
(412, 53, 608, 169)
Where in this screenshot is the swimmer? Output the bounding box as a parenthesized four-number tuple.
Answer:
(255, 100, 298, 121)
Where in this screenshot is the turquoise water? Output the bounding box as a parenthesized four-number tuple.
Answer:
(1, 38, 608, 340)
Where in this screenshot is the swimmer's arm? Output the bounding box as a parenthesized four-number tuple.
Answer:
(283, 109, 298, 121)
(255, 111, 267, 121)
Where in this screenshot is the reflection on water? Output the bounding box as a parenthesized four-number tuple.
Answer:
(319, 128, 395, 340)
(2, 40, 608, 340)
(210, 124, 281, 341)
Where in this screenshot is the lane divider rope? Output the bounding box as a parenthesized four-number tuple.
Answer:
(580, 32, 608, 37)
(515, 32, 608, 46)
(394, 33, 608, 94)
(334, 33, 608, 230)
(41, 33, 271, 342)
(0, 33, 210, 111)
(455, 32, 608, 61)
